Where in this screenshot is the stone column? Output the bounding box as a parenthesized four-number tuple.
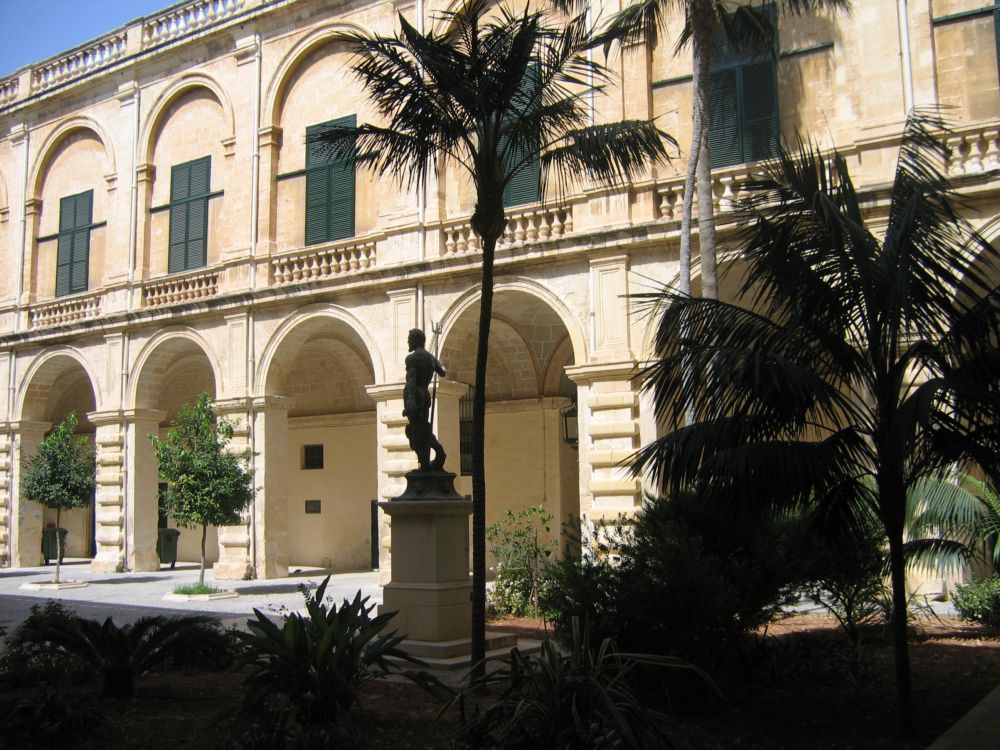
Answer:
(365, 383, 417, 584)
(210, 399, 251, 580)
(88, 410, 126, 573)
(123, 409, 165, 572)
(251, 397, 291, 579)
(565, 363, 642, 525)
(8, 420, 51, 567)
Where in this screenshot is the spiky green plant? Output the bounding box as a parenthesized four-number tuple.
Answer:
(19, 613, 229, 697)
(236, 577, 416, 740)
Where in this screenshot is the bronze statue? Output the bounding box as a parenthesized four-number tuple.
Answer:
(403, 328, 447, 471)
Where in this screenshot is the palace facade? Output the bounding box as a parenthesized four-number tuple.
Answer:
(0, 0, 996, 581)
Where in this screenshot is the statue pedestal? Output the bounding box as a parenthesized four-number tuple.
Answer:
(379, 471, 472, 643)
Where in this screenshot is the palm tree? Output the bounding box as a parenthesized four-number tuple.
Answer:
(633, 110, 1000, 736)
(587, 0, 850, 301)
(906, 475, 1000, 572)
(312, 0, 671, 672)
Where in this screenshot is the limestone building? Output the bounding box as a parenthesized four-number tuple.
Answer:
(0, 0, 996, 579)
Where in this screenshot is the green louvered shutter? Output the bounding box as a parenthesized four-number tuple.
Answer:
(305, 115, 355, 245)
(168, 156, 210, 272)
(741, 59, 779, 164)
(503, 65, 541, 208)
(707, 5, 779, 169)
(708, 68, 742, 169)
(56, 190, 93, 297)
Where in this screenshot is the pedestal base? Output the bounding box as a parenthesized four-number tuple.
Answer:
(379, 470, 472, 644)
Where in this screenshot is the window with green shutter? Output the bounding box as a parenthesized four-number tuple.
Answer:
(305, 115, 356, 245)
(503, 64, 541, 208)
(707, 6, 779, 169)
(168, 156, 211, 273)
(55, 190, 94, 297)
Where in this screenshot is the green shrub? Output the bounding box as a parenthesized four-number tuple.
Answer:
(540, 493, 803, 667)
(235, 577, 417, 747)
(952, 576, 1000, 628)
(451, 618, 698, 749)
(16, 610, 231, 697)
(486, 505, 556, 617)
(0, 602, 91, 689)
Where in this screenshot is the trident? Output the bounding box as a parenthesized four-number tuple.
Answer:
(428, 320, 444, 426)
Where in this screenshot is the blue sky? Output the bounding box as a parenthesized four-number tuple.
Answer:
(0, 0, 171, 77)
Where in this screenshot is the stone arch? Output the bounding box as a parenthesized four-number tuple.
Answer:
(257, 304, 384, 397)
(439, 276, 588, 367)
(17, 347, 101, 423)
(139, 73, 235, 165)
(263, 23, 370, 128)
(128, 328, 224, 412)
(30, 117, 116, 200)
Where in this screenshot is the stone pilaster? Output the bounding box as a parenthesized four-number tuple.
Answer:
(212, 398, 259, 580)
(566, 362, 642, 524)
(88, 410, 126, 573)
(9, 421, 51, 567)
(123, 409, 165, 572)
(248, 396, 292, 579)
(0, 430, 11, 565)
(366, 383, 417, 584)
(433, 379, 466, 473)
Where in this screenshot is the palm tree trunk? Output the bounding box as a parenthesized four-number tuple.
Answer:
(54, 507, 62, 584)
(692, 0, 718, 300)
(471, 232, 498, 679)
(199, 523, 207, 588)
(886, 522, 914, 738)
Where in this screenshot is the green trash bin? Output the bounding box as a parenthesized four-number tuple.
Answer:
(41, 527, 68, 565)
(157, 528, 181, 569)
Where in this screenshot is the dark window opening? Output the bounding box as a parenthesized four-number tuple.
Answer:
(303, 444, 324, 470)
(305, 499, 322, 514)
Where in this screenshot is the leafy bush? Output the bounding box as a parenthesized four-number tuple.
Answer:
(451, 618, 698, 749)
(5, 681, 104, 748)
(235, 577, 416, 747)
(0, 602, 91, 688)
(487, 505, 556, 617)
(541, 493, 802, 667)
(16, 610, 231, 697)
(804, 520, 888, 645)
(952, 576, 1000, 628)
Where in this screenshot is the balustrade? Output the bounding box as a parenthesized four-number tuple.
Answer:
(442, 204, 574, 257)
(0, 77, 18, 106)
(271, 239, 376, 285)
(31, 35, 127, 94)
(143, 0, 247, 46)
(142, 270, 219, 307)
(29, 294, 101, 328)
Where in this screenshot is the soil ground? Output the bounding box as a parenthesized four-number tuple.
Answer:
(2, 614, 997, 749)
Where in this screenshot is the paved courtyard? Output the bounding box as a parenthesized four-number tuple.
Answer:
(0, 559, 381, 633)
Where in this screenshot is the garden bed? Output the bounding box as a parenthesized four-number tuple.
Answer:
(1, 614, 997, 749)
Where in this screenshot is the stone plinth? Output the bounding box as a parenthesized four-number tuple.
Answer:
(378, 470, 471, 643)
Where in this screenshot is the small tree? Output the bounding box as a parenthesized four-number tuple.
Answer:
(21, 412, 96, 584)
(150, 393, 253, 587)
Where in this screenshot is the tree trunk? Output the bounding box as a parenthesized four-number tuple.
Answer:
(886, 522, 914, 738)
(471, 232, 498, 680)
(54, 507, 62, 584)
(692, 0, 718, 300)
(199, 523, 207, 588)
